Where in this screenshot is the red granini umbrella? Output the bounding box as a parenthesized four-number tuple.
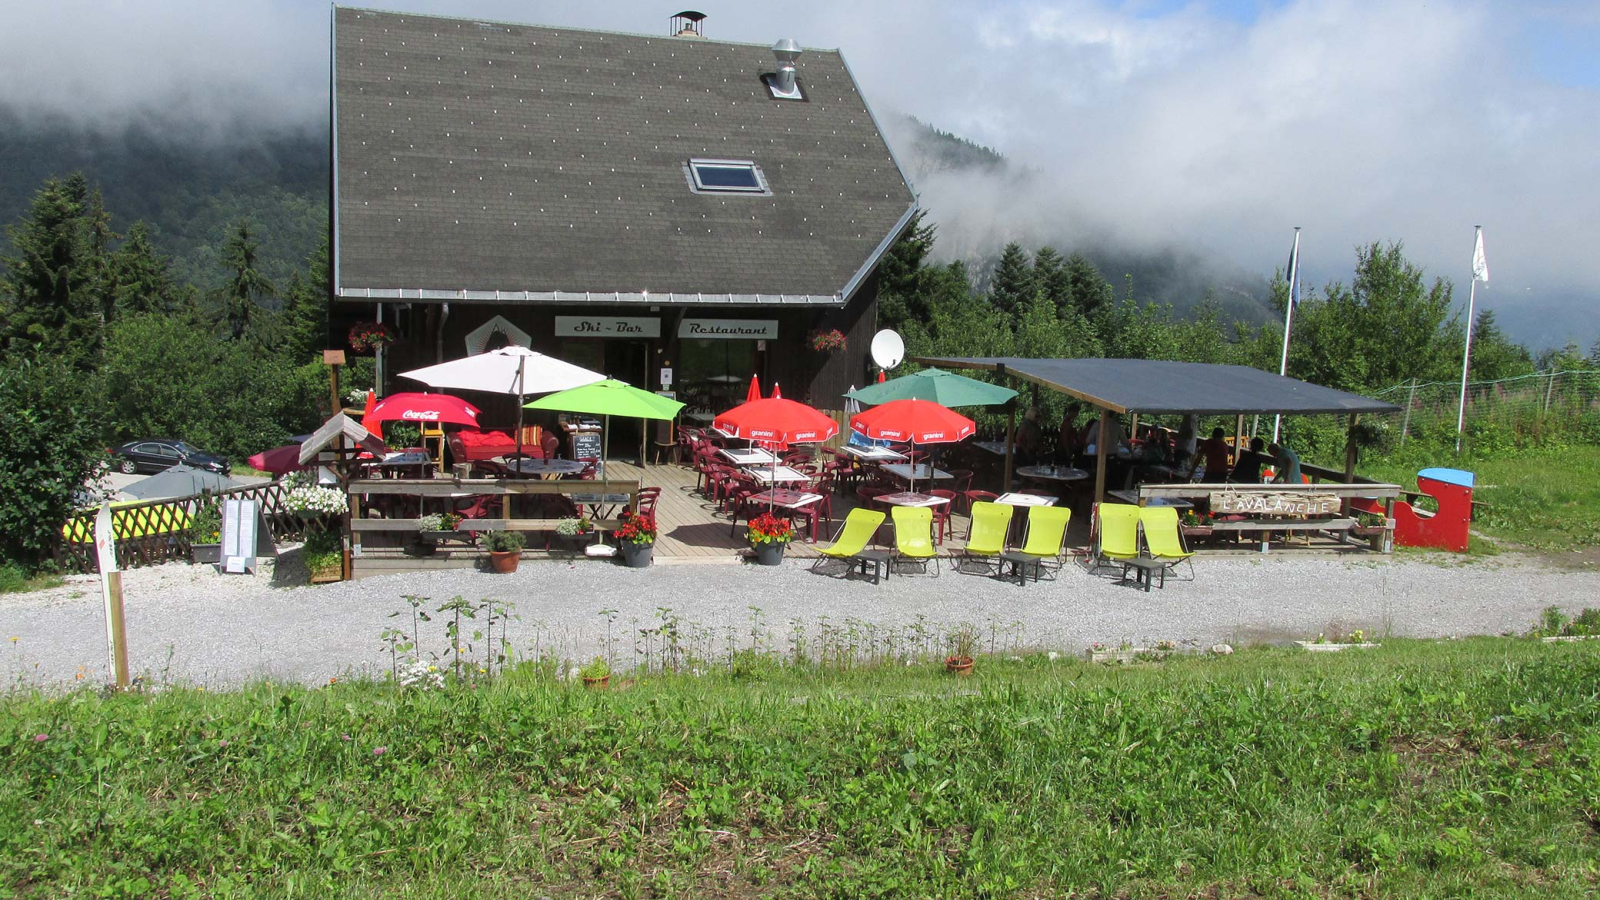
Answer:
(771, 382, 783, 399)
(745, 374, 761, 403)
(714, 397, 839, 507)
(365, 392, 482, 428)
(850, 399, 975, 492)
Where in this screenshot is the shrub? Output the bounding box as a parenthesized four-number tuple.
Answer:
(478, 531, 526, 553)
(0, 357, 107, 571)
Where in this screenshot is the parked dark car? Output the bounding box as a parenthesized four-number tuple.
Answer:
(109, 440, 229, 476)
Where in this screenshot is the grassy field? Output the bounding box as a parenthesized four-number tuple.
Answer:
(4, 640, 1599, 899)
(1358, 445, 1600, 554)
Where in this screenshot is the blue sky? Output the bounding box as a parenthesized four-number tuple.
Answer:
(2, 0, 1596, 351)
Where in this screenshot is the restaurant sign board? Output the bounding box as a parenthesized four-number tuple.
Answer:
(555, 316, 661, 338)
(1210, 490, 1340, 517)
(679, 319, 779, 340)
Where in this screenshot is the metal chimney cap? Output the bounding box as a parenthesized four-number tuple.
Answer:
(772, 38, 802, 63)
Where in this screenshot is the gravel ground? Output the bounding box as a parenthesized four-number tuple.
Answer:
(3, 551, 1596, 690)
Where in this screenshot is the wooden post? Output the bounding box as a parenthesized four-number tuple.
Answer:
(1234, 414, 1246, 466)
(1343, 413, 1360, 484)
(1093, 407, 1110, 507)
(324, 350, 351, 581)
(1002, 400, 1017, 494)
(93, 504, 130, 690)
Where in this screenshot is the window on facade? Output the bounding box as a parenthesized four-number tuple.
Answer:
(687, 159, 769, 194)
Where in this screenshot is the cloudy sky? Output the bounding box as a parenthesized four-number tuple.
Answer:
(4, 0, 1597, 350)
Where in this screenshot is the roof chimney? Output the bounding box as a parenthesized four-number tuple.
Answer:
(670, 10, 706, 38)
(769, 39, 803, 99)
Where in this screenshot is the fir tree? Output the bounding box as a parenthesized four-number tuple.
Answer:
(1032, 247, 1071, 312)
(988, 242, 1036, 317)
(214, 219, 277, 342)
(280, 231, 331, 360)
(0, 174, 103, 367)
(108, 222, 187, 316)
(1062, 253, 1112, 319)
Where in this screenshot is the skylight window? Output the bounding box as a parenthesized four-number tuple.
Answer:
(687, 159, 770, 195)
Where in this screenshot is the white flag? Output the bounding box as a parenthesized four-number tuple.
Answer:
(1472, 228, 1489, 283)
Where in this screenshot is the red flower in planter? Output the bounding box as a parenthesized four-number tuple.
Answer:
(348, 321, 397, 352)
(616, 509, 657, 544)
(809, 329, 846, 353)
(746, 512, 794, 545)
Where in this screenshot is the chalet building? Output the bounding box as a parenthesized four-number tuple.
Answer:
(331, 7, 918, 440)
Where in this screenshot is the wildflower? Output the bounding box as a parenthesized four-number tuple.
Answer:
(33, 734, 48, 742)
(342, 733, 352, 741)
(9, 637, 17, 643)
(1047, 651, 1060, 661)
(372, 746, 387, 756)
(219, 739, 229, 748)
(328, 677, 338, 685)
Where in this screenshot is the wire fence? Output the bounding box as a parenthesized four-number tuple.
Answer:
(1365, 370, 1600, 451)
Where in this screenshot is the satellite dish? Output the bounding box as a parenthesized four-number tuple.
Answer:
(870, 330, 905, 370)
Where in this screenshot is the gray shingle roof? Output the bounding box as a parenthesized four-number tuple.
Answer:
(333, 7, 917, 303)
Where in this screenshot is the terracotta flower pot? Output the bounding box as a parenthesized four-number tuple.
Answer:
(489, 549, 521, 574)
(582, 674, 610, 689)
(945, 656, 975, 676)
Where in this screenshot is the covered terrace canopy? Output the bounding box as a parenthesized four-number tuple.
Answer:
(916, 357, 1400, 500)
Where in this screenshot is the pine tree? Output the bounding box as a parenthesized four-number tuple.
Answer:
(988, 242, 1036, 317)
(0, 174, 103, 367)
(281, 231, 331, 360)
(108, 222, 187, 316)
(214, 219, 277, 342)
(1032, 247, 1072, 312)
(1062, 253, 1112, 319)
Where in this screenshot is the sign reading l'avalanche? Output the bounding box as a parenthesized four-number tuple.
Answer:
(679, 319, 779, 340)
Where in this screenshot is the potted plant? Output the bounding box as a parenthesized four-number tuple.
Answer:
(188, 499, 223, 564)
(1180, 509, 1214, 537)
(745, 512, 794, 566)
(303, 529, 344, 584)
(479, 530, 526, 573)
(578, 656, 611, 689)
(283, 472, 347, 522)
(809, 328, 847, 354)
(615, 509, 657, 568)
(946, 624, 978, 676)
(418, 512, 465, 539)
(348, 321, 397, 354)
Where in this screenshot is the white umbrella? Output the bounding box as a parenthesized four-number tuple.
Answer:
(399, 347, 605, 458)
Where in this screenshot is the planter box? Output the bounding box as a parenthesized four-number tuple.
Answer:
(419, 530, 474, 543)
(1295, 641, 1381, 652)
(309, 565, 343, 584)
(1541, 634, 1600, 643)
(190, 543, 221, 565)
(1086, 647, 1171, 664)
(1179, 526, 1213, 538)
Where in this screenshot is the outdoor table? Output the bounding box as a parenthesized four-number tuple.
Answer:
(1120, 557, 1168, 592)
(839, 445, 907, 462)
(683, 412, 716, 426)
(851, 548, 892, 585)
(877, 491, 951, 508)
(719, 447, 779, 466)
(748, 489, 825, 510)
(749, 465, 810, 485)
(1016, 465, 1089, 483)
(507, 458, 587, 479)
(973, 441, 1009, 456)
(995, 492, 1057, 507)
(999, 550, 1045, 586)
(1107, 490, 1193, 509)
(880, 464, 953, 483)
(366, 450, 433, 479)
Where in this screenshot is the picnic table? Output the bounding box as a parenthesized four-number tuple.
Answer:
(973, 441, 1009, 456)
(880, 463, 953, 483)
(719, 447, 779, 466)
(364, 450, 433, 478)
(995, 492, 1057, 507)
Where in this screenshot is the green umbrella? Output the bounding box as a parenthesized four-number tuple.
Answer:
(524, 379, 686, 479)
(845, 367, 1017, 407)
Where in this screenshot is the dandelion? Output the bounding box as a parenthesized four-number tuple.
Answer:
(33, 734, 48, 742)
(1047, 651, 1059, 661)
(9, 637, 17, 643)
(372, 746, 387, 756)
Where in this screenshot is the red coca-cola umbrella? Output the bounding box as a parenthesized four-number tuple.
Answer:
(850, 399, 975, 492)
(365, 392, 482, 428)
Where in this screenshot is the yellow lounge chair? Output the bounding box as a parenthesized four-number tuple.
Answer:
(1009, 505, 1072, 583)
(891, 505, 939, 576)
(1138, 505, 1195, 583)
(813, 508, 888, 579)
(960, 501, 1013, 574)
(1094, 503, 1142, 570)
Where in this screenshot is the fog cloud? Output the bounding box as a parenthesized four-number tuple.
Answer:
(3, 0, 1595, 349)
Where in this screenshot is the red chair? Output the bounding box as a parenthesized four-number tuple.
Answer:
(929, 489, 958, 545)
(541, 432, 561, 459)
(636, 486, 661, 518)
(790, 491, 833, 543)
(947, 470, 975, 509)
(576, 458, 599, 480)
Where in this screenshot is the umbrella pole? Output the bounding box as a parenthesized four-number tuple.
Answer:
(514, 356, 526, 460)
(602, 414, 610, 482)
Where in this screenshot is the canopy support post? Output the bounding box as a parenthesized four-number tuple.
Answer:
(1093, 407, 1109, 507)
(1342, 413, 1360, 484)
(1002, 401, 1016, 494)
(1234, 414, 1245, 469)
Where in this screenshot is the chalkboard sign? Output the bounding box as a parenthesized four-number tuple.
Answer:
(570, 431, 603, 461)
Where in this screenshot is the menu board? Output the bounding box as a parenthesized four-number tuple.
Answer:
(570, 431, 603, 462)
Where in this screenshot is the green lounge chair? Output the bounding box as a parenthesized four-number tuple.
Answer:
(960, 501, 1013, 574)
(1095, 503, 1143, 570)
(1138, 506, 1195, 583)
(1008, 505, 1072, 582)
(891, 505, 939, 576)
(812, 508, 888, 578)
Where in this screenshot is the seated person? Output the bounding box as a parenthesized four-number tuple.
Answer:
(1057, 405, 1083, 463)
(1082, 413, 1125, 457)
(1189, 427, 1233, 482)
(1268, 442, 1303, 484)
(1015, 406, 1044, 464)
(1229, 437, 1269, 484)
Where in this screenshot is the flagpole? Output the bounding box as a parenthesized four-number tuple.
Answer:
(1272, 227, 1301, 445)
(1454, 225, 1484, 453)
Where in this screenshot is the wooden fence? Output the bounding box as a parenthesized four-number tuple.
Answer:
(55, 480, 305, 574)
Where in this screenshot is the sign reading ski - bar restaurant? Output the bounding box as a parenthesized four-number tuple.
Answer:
(555, 317, 663, 338)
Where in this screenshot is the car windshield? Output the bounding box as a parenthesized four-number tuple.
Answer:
(173, 441, 202, 455)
